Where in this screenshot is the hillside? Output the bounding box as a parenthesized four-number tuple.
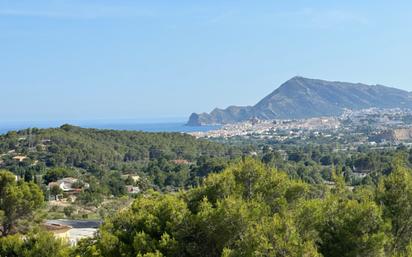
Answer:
(0, 125, 233, 164)
(187, 76, 412, 125)
(0, 125, 244, 190)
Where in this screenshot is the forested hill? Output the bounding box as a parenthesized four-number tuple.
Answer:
(0, 125, 246, 189)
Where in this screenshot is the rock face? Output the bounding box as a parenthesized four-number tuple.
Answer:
(187, 76, 412, 125)
(372, 128, 412, 142)
(392, 128, 412, 141)
(187, 106, 254, 125)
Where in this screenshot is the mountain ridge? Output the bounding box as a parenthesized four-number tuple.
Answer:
(187, 76, 412, 125)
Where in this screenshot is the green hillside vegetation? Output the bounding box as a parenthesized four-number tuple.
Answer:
(0, 170, 44, 237)
(0, 125, 246, 196)
(73, 158, 412, 257)
(0, 124, 241, 169)
(4, 126, 412, 256)
(3, 158, 412, 256)
(0, 125, 409, 207)
(211, 138, 412, 188)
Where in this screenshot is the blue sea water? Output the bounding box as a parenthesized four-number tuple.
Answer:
(0, 121, 220, 135)
(84, 122, 220, 133)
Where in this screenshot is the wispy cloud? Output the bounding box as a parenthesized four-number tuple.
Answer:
(0, 1, 155, 20)
(276, 7, 370, 29)
(0, 2, 370, 31)
(194, 5, 370, 30)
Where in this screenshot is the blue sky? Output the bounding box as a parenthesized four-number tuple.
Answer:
(1, 0, 412, 122)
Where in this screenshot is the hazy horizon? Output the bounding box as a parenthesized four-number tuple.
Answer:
(0, 117, 223, 135)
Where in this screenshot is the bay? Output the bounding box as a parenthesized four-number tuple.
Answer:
(0, 121, 220, 134)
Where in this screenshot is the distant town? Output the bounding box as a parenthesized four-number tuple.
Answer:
(190, 108, 412, 148)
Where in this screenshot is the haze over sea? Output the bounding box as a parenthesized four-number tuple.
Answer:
(0, 120, 220, 135)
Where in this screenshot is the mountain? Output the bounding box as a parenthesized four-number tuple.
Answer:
(187, 76, 412, 125)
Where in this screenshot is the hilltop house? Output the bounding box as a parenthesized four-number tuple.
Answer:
(13, 155, 27, 162)
(171, 159, 190, 165)
(126, 185, 140, 194)
(48, 177, 89, 193)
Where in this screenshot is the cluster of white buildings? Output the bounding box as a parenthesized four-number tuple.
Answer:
(190, 117, 340, 139)
(189, 108, 412, 145)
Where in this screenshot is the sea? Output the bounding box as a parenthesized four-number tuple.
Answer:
(0, 120, 221, 135)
